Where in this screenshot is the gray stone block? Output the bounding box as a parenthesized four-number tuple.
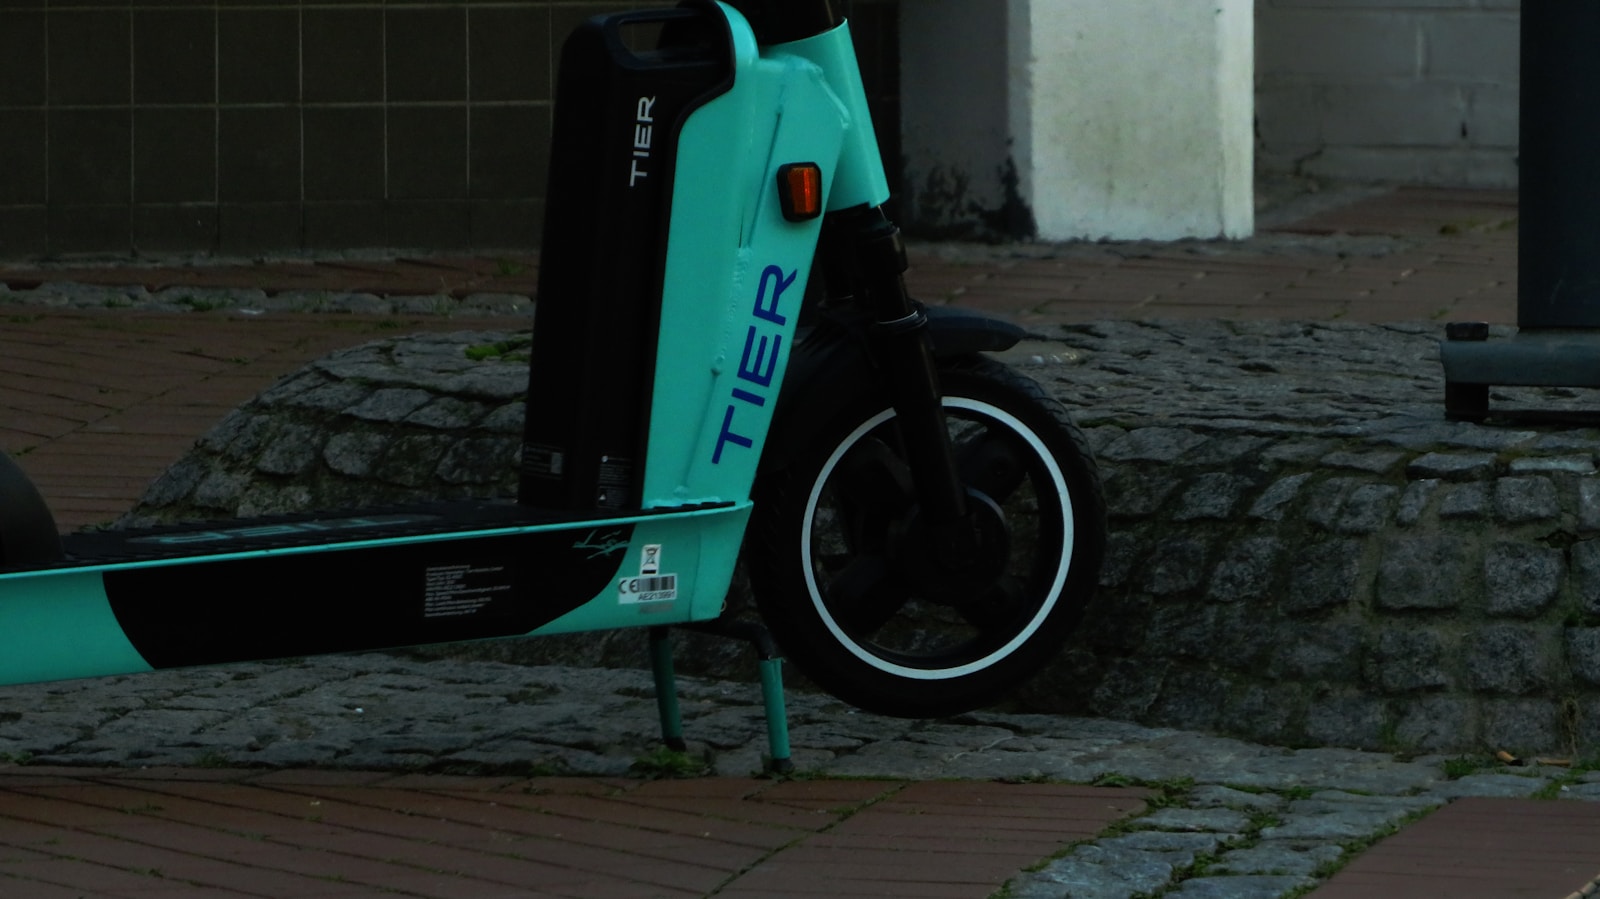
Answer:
(1264, 792, 1442, 842)
(1249, 472, 1313, 521)
(214, 413, 278, 461)
(1303, 477, 1359, 532)
(139, 456, 207, 508)
(1092, 659, 1167, 721)
(1395, 478, 1439, 526)
(1481, 699, 1561, 756)
(1208, 537, 1284, 603)
(1376, 535, 1475, 611)
(255, 423, 323, 476)
(322, 432, 390, 478)
(374, 434, 455, 487)
(1408, 452, 1495, 481)
(1100, 427, 1209, 462)
(1133, 807, 1252, 834)
(287, 380, 372, 412)
(1577, 478, 1600, 533)
(1220, 682, 1305, 747)
(1212, 843, 1342, 877)
(1429, 772, 1552, 799)
(1105, 468, 1182, 519)
(1175, 473, 1256, 521)
(405, 397, 490, 430)
(1321, 449, 1405, 474)
(1098, 529, 1144, 589)
(1148, 604, 1220, 660)
(192, 470, 250, 510)
(1189, 436, 1275, 466)
(1272, 622, 1364, 683)
(1366, 629, 1449, 694)
(478, 401, 526, 434)
(1567, 629, 1600, 688)
(1509, 455, 1596, 476)
(1438, 481, 1489, 519)
(1143, 537, 1210, 595)
(1463, 625, 1548, 695)
(345, 387, 436, 423)
(1168, 875, 1315, 899)
(1483, 542, 1564, 618)
(1303, 694, 1387, 751)
(1285, 539, 1364, 614)
(1392, 697, 1475, 754)
(1574, 540, 1600, 617)
(1495, 476, 1561, 524)
(1148, 673, 1227, 732)
(435, 437, 518, 486)
(1335, 483, 1399, 535)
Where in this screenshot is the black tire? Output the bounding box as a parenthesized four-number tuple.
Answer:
(749, 355, 1105, 717)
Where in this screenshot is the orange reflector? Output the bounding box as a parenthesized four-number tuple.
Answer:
(777, 163, 824, 222)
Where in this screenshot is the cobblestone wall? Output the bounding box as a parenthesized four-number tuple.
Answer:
(1256, 0, 1519, 187)
(123, 320, 1600, 756)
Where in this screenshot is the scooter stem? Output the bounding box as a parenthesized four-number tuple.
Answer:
(833, 206, 974, 540)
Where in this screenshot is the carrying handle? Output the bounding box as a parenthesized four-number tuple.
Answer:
(720, 0, 844, 44)
(600, 4, 729, 70)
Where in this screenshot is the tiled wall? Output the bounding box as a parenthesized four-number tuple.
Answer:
(0, 0, 901, 260)
(1256, 0, 1518, 187)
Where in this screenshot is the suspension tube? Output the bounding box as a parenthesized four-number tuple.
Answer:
(835, 208, 972, 533)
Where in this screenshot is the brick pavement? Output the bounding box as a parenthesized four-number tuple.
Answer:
(5, 186, 1599, 898)
(0, 767, 1145, 898)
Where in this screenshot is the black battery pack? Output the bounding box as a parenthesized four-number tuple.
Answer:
(520, 5, 734, 512)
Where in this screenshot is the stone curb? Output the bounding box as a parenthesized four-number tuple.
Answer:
(118, 315, 1600, 757)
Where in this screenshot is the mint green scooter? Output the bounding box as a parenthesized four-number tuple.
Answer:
(0, 0, 1105, 772)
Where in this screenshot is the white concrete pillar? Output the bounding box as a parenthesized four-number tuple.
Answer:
(900, 0, 1255, 242)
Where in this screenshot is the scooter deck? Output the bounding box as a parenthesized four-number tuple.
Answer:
(38, 500, 718, 570)
(0, 499, 746, 687)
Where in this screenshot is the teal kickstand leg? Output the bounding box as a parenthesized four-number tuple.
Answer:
(683, 619, 793, 775)
(757, 655, 793, 775)
(648, 627, 687, 752)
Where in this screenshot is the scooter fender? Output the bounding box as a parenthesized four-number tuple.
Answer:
(759, 307, 1028, 473)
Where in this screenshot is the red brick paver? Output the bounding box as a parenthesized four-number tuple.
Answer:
(0, 768, 1147, 899)
(1308, 798, 1600, 899)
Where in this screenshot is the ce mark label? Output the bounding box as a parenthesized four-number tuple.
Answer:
(619, 544, 678, 604)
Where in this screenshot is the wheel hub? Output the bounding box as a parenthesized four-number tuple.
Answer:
(890, 488, 1011, 604)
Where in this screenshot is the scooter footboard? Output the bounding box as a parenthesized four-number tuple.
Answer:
(0, 502, 749, 687)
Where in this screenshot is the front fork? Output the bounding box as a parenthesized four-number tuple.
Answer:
(820, 207, 977, 557)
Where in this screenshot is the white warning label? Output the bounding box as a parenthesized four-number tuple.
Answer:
(424, 564, 513, 618)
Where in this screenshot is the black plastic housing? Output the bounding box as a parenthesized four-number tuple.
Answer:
(722, 0, 842, 44)
(520, 5, 734, 512)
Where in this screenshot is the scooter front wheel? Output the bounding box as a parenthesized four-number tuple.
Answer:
(748, 356, 1104, 717)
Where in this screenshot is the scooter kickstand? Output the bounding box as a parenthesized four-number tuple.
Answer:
(648, 622, 794, 775)
(647, 626, 688, 752)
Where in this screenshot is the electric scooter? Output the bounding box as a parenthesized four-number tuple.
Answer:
(0, 0, 1105, 772)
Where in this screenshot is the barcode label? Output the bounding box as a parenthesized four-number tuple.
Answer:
(619, 573, 678, 604)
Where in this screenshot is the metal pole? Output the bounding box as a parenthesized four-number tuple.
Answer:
(1519, 2, 1600, 328)
(1440, 2, 1600, 420)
